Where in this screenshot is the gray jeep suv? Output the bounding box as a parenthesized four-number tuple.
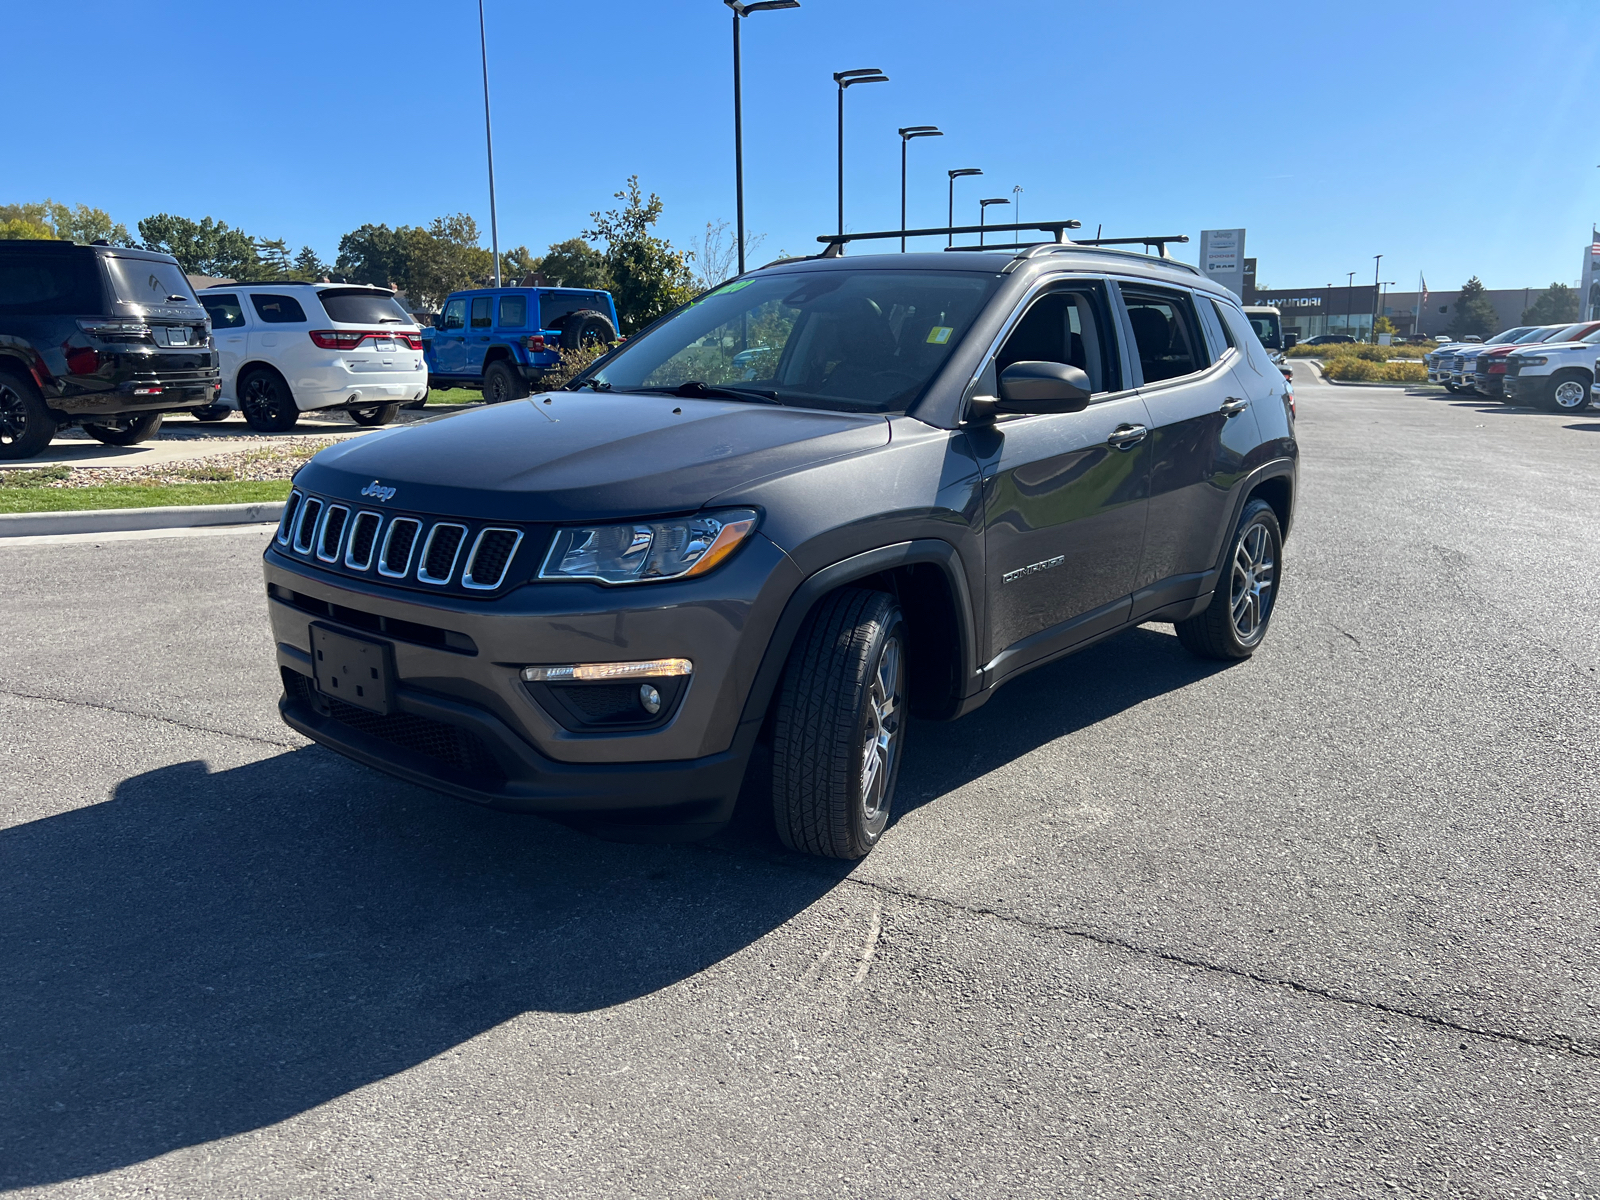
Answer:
(265, 243, 1298, 859)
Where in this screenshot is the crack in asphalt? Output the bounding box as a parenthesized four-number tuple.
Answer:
(0, 687, 300, 750)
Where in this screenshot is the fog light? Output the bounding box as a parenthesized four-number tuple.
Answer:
(639, 684, 662, 714)
(520, 658, 692, 683)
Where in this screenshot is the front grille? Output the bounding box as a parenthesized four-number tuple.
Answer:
(419, 524, 467, 584)
(463, 528, 522, 590)
(278, 492, 302, 544)
(317, 505, 348, 561)
(283, 668, 503, 782)
(268, 584, 477, 654)
(345, 511, 381, 570)
(379, 518, 421, 577)
(294, 498, 323, 554)
(557, 683, 643, 720)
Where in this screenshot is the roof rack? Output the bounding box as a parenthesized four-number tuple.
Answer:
(813, 220, 1080, 256)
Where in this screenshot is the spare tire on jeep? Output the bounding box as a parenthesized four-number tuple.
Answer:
(558, 310, 617, 351)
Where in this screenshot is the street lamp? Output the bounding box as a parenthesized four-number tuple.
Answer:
(897, 126, 942, 251)
(1371, 254, 1384, 343)
(978, 197, 1010, 247)
(947, 168, 982, 246)
(1345, 270, 1356, 336)
(1012, 184, 1023, 234)
(726, 0, 800, 276)
(834, 68, 889, 238)
(477, 0, 500, 287)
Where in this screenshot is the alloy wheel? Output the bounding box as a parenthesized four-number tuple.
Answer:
(1230, 522, 1275, 645)
(0, 383, 29, 445)
(859, 635, 903, 822)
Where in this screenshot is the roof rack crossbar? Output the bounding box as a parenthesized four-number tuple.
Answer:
(1072, 234, 1190, 260)
(816, 219, 1082, 248)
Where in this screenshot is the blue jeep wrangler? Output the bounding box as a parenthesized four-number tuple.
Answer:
(424, 287, 619, 401)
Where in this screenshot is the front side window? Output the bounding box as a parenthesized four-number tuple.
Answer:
(995, 285, 1120, 395)
(440, 299, 466, 330)
(0, 254, 102, 315)
(251, 293, 308, 324)
(499, 295, 527, 328)
(201, 293, 246, 329)
(582, 269, 1001, 414)
(470, 296, 493, 328)
(1121, 288, 1208, 385)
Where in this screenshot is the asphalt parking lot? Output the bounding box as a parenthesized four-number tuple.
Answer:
(3, 364, 1598, 1198)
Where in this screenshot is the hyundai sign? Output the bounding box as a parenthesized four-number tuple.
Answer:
(1200, 229, 1246, 299)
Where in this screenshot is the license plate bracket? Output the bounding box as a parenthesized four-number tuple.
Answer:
(311, 624, 394, 714)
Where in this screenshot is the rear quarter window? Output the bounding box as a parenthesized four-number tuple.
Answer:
(0, 253, 104, 316)
(201, 293, 247, 329)
(251, 293, 308, 324)
(498, 295, 527, 328)
(317, 288, 412, 325)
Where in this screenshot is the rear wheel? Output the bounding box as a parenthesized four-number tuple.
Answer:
(1544, 370, 1592, 413)
(402, 388, 428, 410)
(771, 588, 906, 860)
(559, 310, 617, 351)
(1444, 382, 1462, 393)
(238, 369, 299, 432)
(483, 360, 529, 403)
(84, 411, 163, 446)
(0, 370, 56, 459)
(348, 402, 400, 426)
(1176, 498, 1283, 661)
(189, 404, 231, 422)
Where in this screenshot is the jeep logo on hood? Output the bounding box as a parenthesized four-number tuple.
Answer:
(360, 480, 397, 502)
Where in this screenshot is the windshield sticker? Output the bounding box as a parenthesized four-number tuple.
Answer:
(926, 326, 953, 344)
(711, 280, 756, 296)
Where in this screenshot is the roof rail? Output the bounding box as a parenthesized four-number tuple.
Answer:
(814, 219, 1082, 252)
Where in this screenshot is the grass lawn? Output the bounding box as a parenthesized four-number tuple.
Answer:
(0, 480, 291, 514)
(427, 387, 481, 406)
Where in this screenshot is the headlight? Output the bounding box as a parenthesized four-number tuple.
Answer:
(1519, 356, 1547, 366)
(538, 508, 758, 585)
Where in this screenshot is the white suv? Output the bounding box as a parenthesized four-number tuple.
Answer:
(196, 283, 428, 431)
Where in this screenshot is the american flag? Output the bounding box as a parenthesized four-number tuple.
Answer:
(1592, 230, 1600, 256)
(1420, 277, 1428, 307)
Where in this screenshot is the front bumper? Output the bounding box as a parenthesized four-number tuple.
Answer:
(1502, 375, 1544, 401)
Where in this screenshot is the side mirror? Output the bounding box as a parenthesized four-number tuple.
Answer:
(996, 361, 1092, 414)
(1283, 333, 1299, 349)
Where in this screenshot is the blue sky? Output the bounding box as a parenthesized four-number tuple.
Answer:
(12, 0, 1600, 291)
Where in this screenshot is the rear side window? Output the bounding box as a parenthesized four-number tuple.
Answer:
(498, 295, 527, 328)
(102, 255, 197, 307)
(318, 288, 411, 325)
(1121, 288, 1208, 384)
(996, 284, 1120, 395)
(202, 293, 247, 329)
(0, 253, 103, 315)
(470, 296, 493, 328)
(251, 293, 308, 324)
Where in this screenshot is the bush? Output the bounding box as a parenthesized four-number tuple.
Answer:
(1318, 357, 1427, 383)
(541, 342, 615, 390)
(1288, 342, 1427, 361)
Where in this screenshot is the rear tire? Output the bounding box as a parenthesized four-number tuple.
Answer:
(0, 369, 57, 459)
(238, 368, 299, 432)
(559, 310, 617, 351)
(1176, 498, 1283, 661)
(402, 388, 428, 411)
(1444, 382, 1461, 394)
(348, 402, 400, 426)
(84, 411, 163, 446)
(483, 360, 528, 403)
(189, 404, 231, 422)
(1543, 370, 1592, 413)
(771, 588, 906, 860)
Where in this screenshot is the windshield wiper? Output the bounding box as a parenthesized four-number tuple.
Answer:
(646, 380, 781, 404)
(568, 377, 612, 391)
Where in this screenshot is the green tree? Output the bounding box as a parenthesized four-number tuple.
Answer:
(334, 214, 494, 309)
(498, 244, 539, 284)
(0, 215, 54, 240)
(584, 177, 696, 332)
(294, 245, 328, 280)
(334, 222, 410, 288)
(1449, 276, 1497, 341)
(1373, 315, 1397, 338)
(137, 213, 259, 278)
(530, 237, 612, 289)
(255, 237, 294, 278)
(1520, 282, 1578, 326)
(0, 200, 132, 245)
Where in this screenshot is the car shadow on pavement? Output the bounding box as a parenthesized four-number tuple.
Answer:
(1564, 421, 1600, 432)
(0, 750, 849, 1190)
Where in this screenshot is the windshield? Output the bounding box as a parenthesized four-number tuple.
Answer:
(103, 255, 197, 307)
(1548, 322, 1593, 343)
(581, 270, 1001, 414)
(1515, 326, 1557, 342)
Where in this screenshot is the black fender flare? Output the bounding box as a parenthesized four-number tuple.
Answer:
(1199, 461, 1296, 597)
(735, 539, 979, 735)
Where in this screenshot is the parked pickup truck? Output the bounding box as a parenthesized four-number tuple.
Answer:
(1502, 321, 1600, 412)
(424, 286, 620, 401)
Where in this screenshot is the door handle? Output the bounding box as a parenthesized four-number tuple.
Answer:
(1107, 423, 1148, 450)
(1220, 397, 1250, 417)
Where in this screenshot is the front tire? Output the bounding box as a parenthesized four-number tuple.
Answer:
(772, 589, 907, 860)
(348, 402, 400, 426)
(84, 411, 163, 446)
(238, 369, 299, 432)
(483, 360, 528, 403)
(1176, 498, 1284, 661)
(1544, 370, 1592, 413)
(0, 370, 57, 459)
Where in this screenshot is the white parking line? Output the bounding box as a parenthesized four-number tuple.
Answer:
(0, 523, 277, 548)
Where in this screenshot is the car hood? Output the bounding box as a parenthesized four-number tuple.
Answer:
(293, 391, 892, 522)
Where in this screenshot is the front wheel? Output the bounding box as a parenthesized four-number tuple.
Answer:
(1444, 382, 1462, 393)
(771, 588, 906, 860)
(0, 370, 57, 459)
(84, 411, 163, 446)
(483, 360, 529, 403)
(1176, 498, 1284, 661)
(1544, 370, 1592, 413)
(348, 402, 400, 426)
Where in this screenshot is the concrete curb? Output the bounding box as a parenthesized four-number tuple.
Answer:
(0, 501, 284, 539)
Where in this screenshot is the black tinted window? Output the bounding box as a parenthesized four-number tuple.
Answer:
(202, 293, 246, 329)
(318, 288, 410, 325)
(441, 299, 465, 330)
(0, 253, 103, 315)
(499, 295, 527, 328)
(103, 256, 196, 306)
(1122, 289, 1207, 384)
(251, 293, 308, 324)
(470, 296, 493, 328)
(996, 286, 1120, 395)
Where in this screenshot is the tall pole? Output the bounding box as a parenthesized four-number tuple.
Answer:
(1346, 271, 1355, 336)
(478, 0, 500, 288)
(901, 137, 907, 252)
(732, 12, 744, 274)
(837, 83, 844, 238)
(1013, 184, 1023, 238)
(833, 69, 888, 241)
(946, 168, 981, 247)
(1372, 254, 1383, 343)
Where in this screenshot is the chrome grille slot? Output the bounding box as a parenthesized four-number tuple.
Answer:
(316, 505, 349, 562)
(293, 497, 323, 554)
(462, 528, 523, 590)
(344, 511, 382, 570)
(418, 523, 468, 585)
(277, 490, 302, 545)
(378, 518, 422, 578)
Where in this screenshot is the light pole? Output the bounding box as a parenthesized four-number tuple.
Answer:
(1345, 270, 1356, 336)
(726, 0, 800, 276)
(898, 126, 942, 251)
(978, 197, 1009, 246)
(477, 0, 500, 287)
(834, 68, 889, 238)
(947, 168, 982, 246)
(1012, 184, 1023, 235)
(1371, 254, 1384, 343)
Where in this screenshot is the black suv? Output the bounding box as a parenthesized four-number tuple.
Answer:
(0, 239, 220, 458)
(265, 243, 1297, 858)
